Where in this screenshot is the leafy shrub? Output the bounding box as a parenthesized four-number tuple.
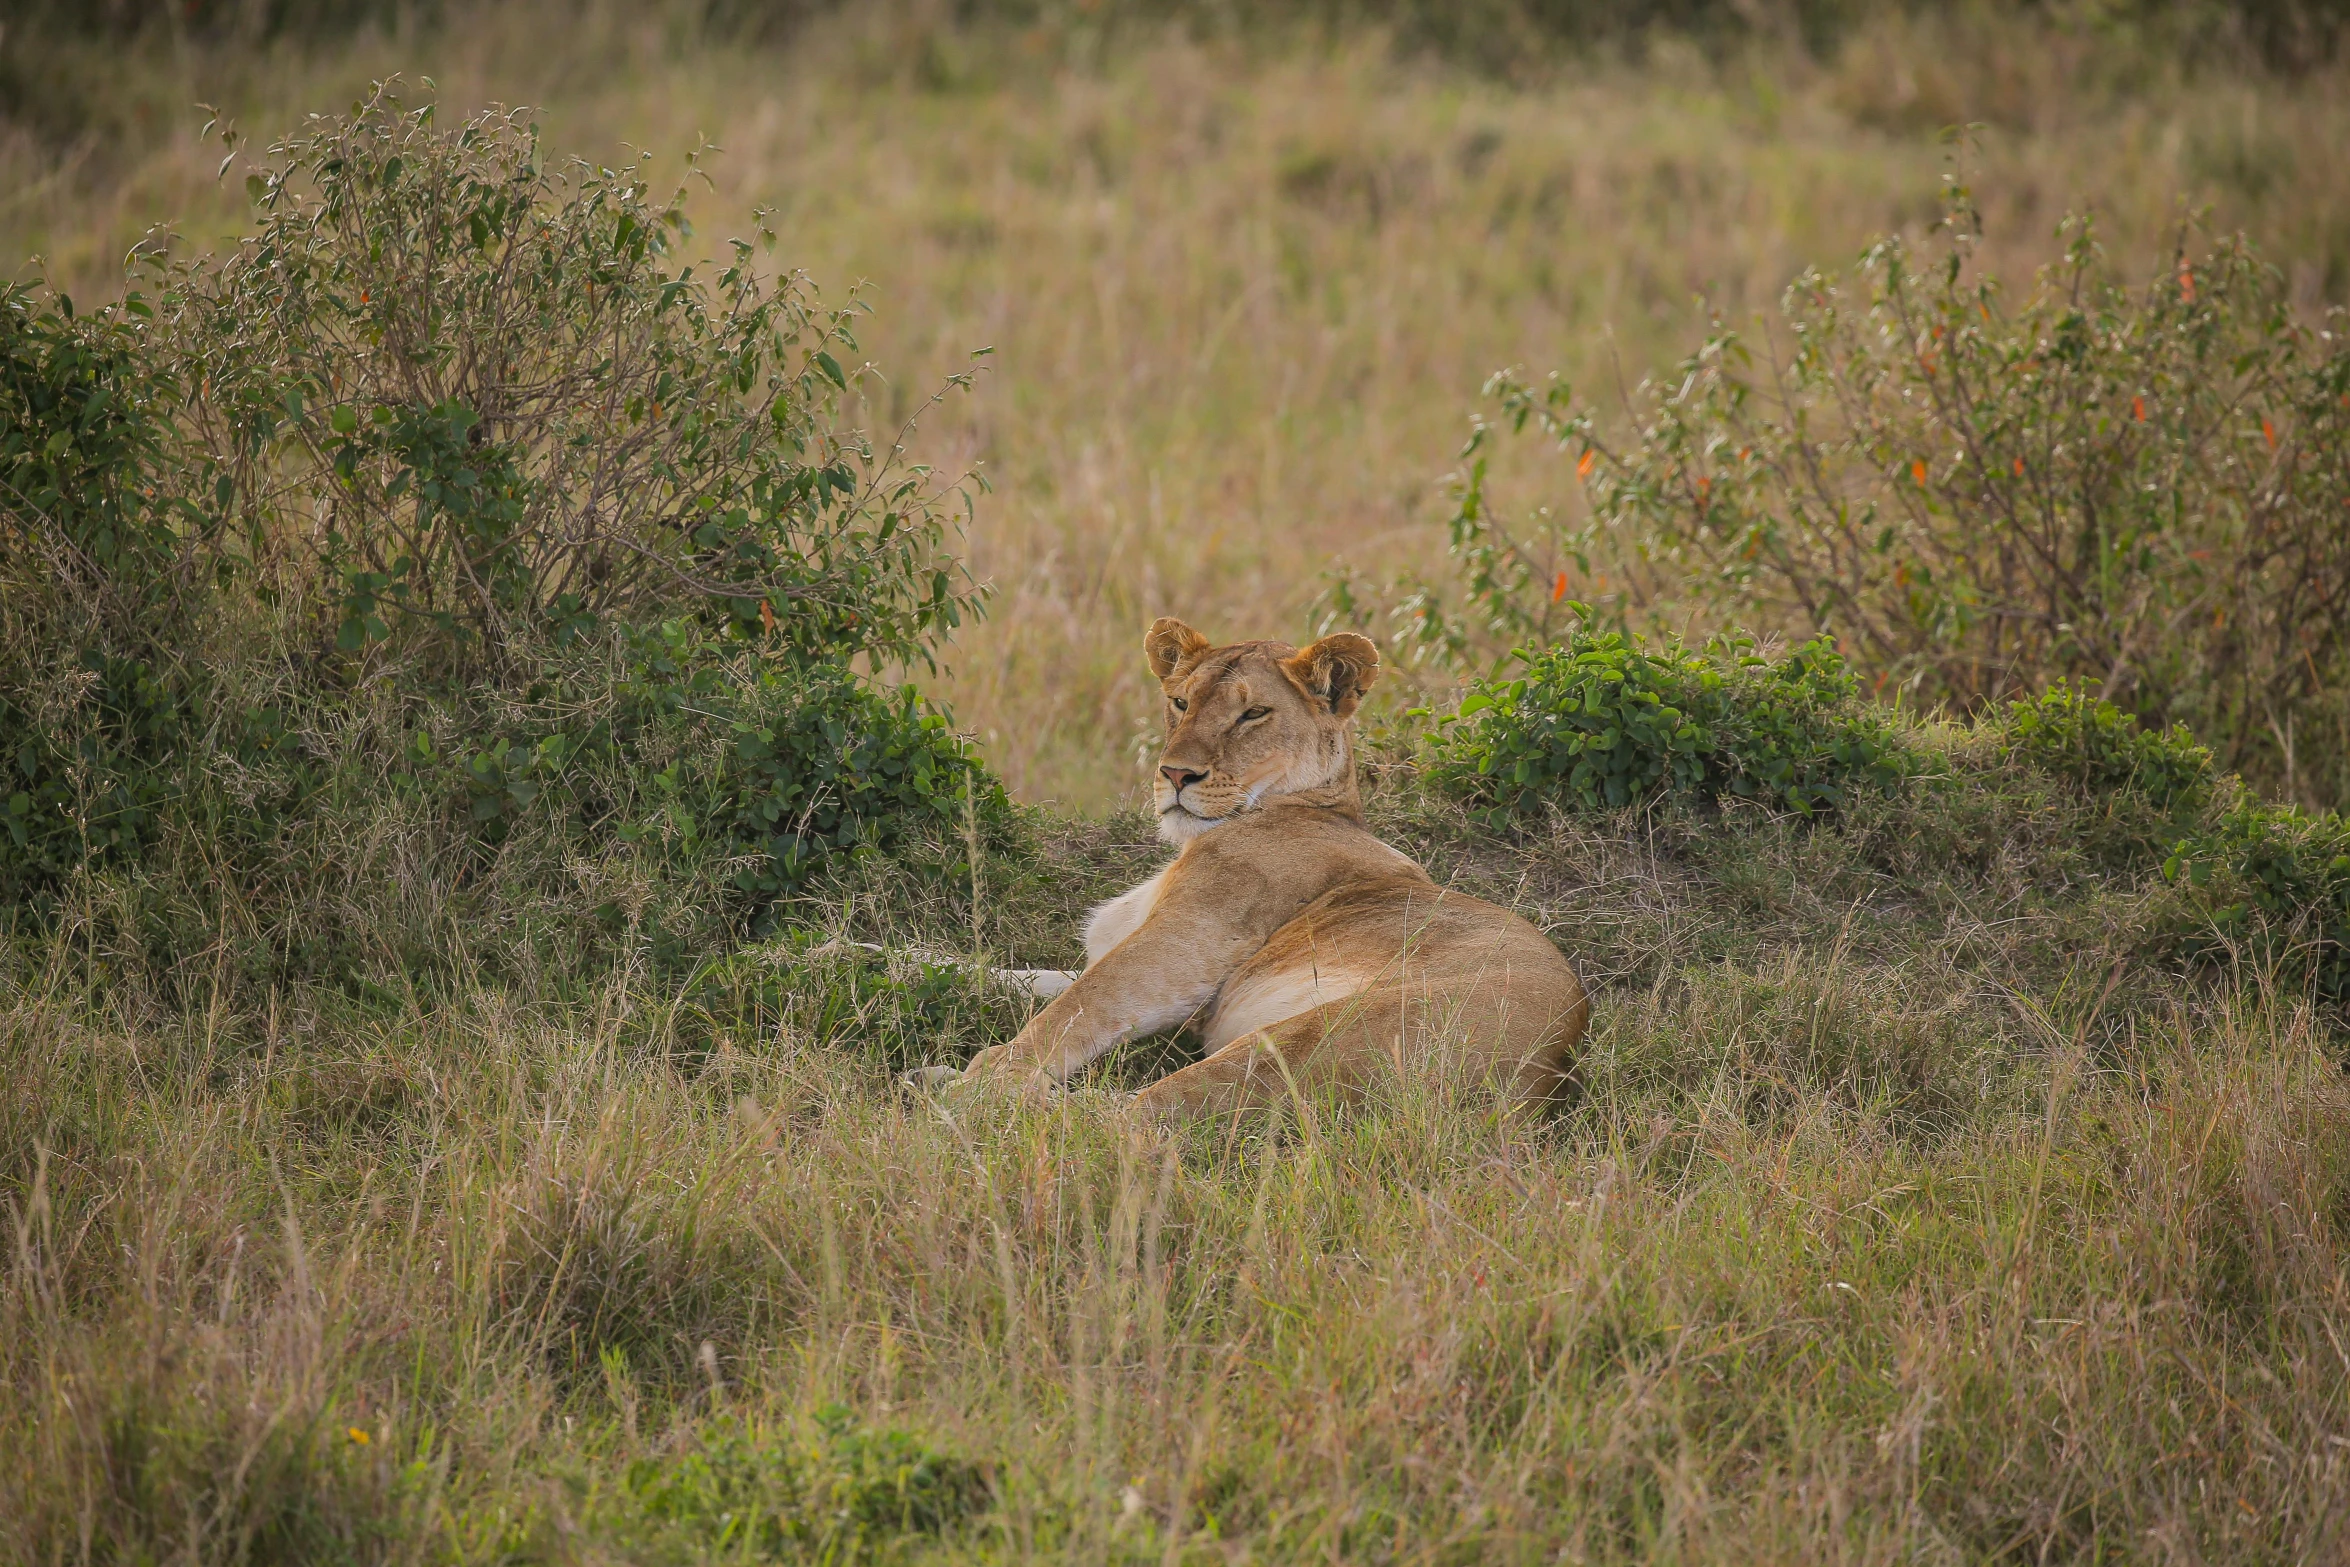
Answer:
(2165, 802, 2350, 1003)
(151, 83, 984, 675)
(2005, 681, 2214, 812)
(0, 637, 996, 992)
(0, 90, 1004, 980)
(1382, 185, 2350, 808)
(1427, 623, 1906, 819)
(623, 1410, 989, 1560)
(0, 282, 193, 605)
(448, 622, 997, 923)
(0, 654, 308, 906)
(0, 285, 291, 908)
(703, 675, 985, 909)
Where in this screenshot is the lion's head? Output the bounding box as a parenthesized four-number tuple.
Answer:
(1142, 617, 1381, 843)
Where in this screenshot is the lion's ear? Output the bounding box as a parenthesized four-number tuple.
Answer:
(1279, 633, 1381, 718)
(1145, 617, 1213, 680)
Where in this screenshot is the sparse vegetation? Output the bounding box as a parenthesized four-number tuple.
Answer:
(1413, 196, 2350, 808)
(7, 4, 2350, 1563)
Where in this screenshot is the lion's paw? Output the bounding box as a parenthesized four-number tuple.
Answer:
(901, 1064, 967, 1096)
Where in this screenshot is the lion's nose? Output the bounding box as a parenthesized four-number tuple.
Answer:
(1160, 765, 1205, 791)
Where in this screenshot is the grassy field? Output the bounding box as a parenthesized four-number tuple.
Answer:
(12, 1, 2350, 805)
(6, 4, 2350, 1562)
(7, 739, 2350, 1562)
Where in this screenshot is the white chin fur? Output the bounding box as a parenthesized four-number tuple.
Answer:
(1156, 805, 1223, 844)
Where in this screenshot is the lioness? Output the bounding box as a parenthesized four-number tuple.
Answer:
(946, 618, 1588, 1119)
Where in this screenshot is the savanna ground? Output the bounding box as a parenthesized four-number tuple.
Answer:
(6, 3, 2350, 1562)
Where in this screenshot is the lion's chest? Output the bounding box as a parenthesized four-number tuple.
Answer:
(1082, 870, 1168, 967)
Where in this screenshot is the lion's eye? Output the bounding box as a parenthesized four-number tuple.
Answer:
(1170, 696, 1188, 712)
(1240, 706, 1272, 722)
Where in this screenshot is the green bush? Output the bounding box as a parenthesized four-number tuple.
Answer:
(0, 283, 281, 908)
(451, 622, 999, 926)
(0, 282, 193, 601)
(2005, 681, 2214, 812)
(153, 84, 984, 677)
(1427, 623, 1906, 819)
(0, 90, 1002, 983)
(0, 627, 997, 987)
(2165, 801, 2350, 1004)
(0, 653, 312, 907)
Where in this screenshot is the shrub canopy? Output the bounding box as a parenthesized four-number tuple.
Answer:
(150, 84, 984, 673)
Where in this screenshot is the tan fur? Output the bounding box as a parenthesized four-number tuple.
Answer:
(951, 618, 1589, 1119)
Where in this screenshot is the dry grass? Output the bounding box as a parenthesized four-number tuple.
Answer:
(5, 926, 2346, 1562)
(10, 3, 2350, 805)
